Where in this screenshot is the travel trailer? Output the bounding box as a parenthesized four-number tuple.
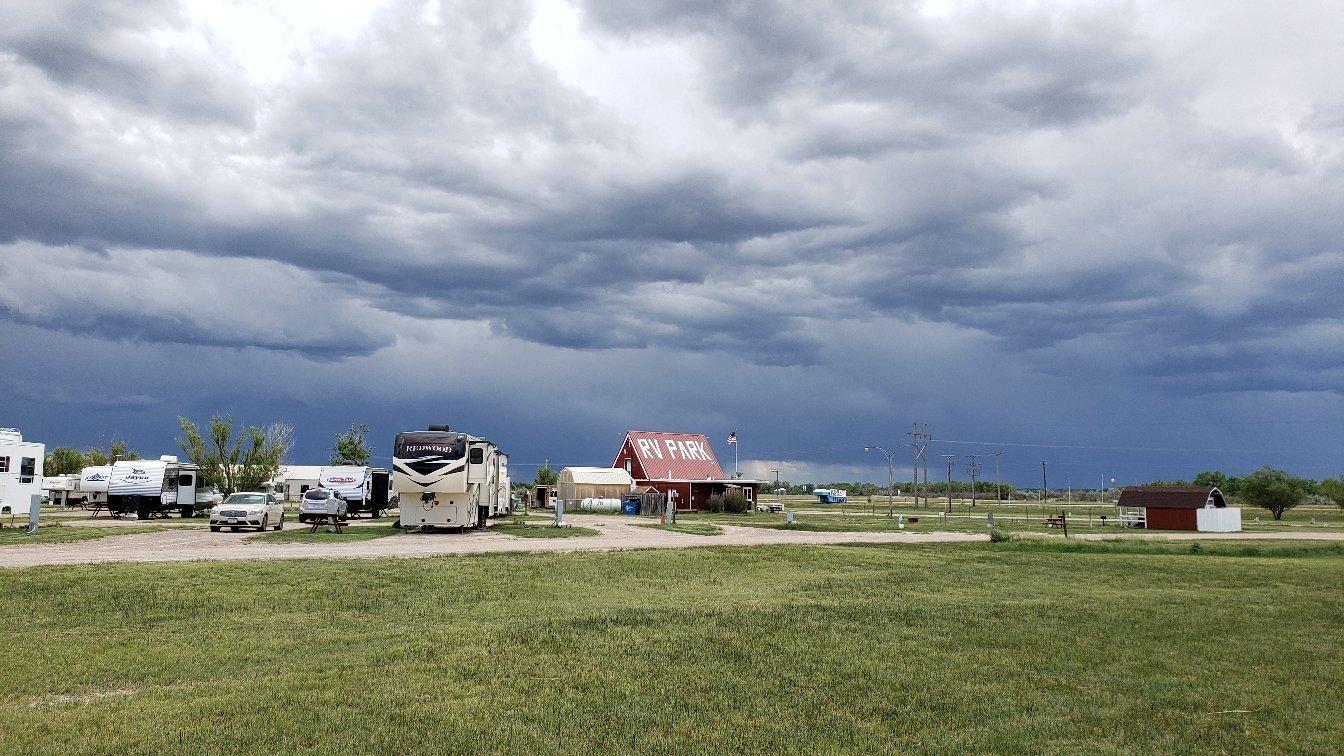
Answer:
(391, 425, 509, 531)
(79, 465, 111, 508)
(0, 428, 44, 522)
(311, 465, 390, 520)
(41, 475, 81, 507)
(107, 457, 216, 520)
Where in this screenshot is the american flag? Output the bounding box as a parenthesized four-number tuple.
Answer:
(726, 431, 737, 445)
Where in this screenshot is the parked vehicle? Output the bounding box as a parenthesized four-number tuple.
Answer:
(812, 488, 848, 504)
(108, 456, 219, 520)
(209, 492, 285, 532)
(298, 487, 347, 523)
(317, 465, 391, 518)
(391, 425, 509, 531)
(0, 428, 44, 522)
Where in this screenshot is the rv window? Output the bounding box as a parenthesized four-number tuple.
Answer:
(469, 447, 484, 464)
(0, 457, 8, 473)
(178, 474, 194, 487)
(20, 457, 36, 483)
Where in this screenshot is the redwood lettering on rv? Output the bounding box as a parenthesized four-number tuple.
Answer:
(634, 438, 711, 462)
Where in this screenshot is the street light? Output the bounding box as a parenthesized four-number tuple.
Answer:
(865, 445, 895, 517)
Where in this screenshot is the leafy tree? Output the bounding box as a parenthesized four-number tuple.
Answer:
(1319, 477, 1344, 510)
(83, 448, 109, 466)
(329, 424, 372, 466)
(108, 440, 141, 463)
(1238, 466, 1309, 520)
(43, 446, 87, 476)
(177, 414, 285, 496)
(534, 465, 558, 487)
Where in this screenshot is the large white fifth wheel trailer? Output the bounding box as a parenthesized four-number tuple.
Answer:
(107, 457, 217, 520)
(0, 428, 44, 522)
(391, 425, 509, 531)
(314, 465, 391, 519)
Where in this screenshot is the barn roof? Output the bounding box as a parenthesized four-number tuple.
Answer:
(615, 430, 727, 481)
(1118, 486, 1226, 509)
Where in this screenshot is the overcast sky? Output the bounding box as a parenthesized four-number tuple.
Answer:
(3, 0, 1342, 485)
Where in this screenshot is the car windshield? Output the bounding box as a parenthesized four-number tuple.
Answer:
(304, 490, 330, 500)
(225, 493, 266, 505)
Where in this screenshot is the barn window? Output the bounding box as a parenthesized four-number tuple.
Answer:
(624, 459, 631, 473)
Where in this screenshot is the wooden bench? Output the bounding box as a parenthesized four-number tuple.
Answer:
(1044, 516, 1067, 528)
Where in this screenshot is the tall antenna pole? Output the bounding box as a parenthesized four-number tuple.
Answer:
(993, 450, 1003, 502)
(942, 454, 956, 514)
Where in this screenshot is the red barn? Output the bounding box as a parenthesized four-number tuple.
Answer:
(613, 430, 758, 512)
(1117, 486, 1230, 530)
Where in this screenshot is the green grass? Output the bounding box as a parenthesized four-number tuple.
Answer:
(247, 524, 403, 544)
(1, 542, 1342, 754)
(635, 522, 724, 536)
(490, 523, 599, 538)
(0, 524, 168, 546)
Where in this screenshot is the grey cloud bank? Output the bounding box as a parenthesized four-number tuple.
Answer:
(2, 0, 1342, 484)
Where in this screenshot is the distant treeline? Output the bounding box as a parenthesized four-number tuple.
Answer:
(771, 480, 1019, 498)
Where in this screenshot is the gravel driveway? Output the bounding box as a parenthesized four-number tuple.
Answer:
(0, 516, 986, 568)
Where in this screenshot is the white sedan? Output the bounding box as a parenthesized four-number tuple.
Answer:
(210, 492, 285, 532)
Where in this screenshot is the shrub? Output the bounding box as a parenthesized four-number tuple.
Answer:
(706, 494, 724, 514)
(721, 491, 750, 514)
(988, 528, 1012, 543)
(1189, 541, 1204, 554)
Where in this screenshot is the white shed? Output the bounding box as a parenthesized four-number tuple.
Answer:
(557, 467, 635, 507)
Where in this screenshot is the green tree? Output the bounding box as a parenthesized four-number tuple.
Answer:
(534, 465, 558, 487)
(43, 446, 85, 476)
(329, 424, 373, 466)
(1319, 477, 1344, 510)
(1238, 466, 1309, 520)
(177, 414, 285, 496)
(83, 448, 109, 467)
(108, 440, 141, 463)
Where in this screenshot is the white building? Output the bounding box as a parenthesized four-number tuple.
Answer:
(273, 465, 324, 502)
(0, 428, 45, 521)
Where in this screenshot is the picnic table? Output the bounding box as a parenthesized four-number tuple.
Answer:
(1044, 516, 1067, 528)
(307, 515, 349, 534)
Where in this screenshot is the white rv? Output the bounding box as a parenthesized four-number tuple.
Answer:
(79, 465, 112, 507)
(309, 465, 391, 520)
(391, 425, 508, 531)
(107, 456, 216, 520)
(0, 428, 44, 521)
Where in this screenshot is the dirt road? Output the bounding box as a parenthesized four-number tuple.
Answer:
(0, 516, 985, 569)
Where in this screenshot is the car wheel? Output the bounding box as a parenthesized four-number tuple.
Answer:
(260, 515, 269, 532)
(275, 515, 284, 531)
(210, 526, 220, 532)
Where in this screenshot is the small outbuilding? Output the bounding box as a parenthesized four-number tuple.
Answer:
(1117, 486, 1241, 532)
(557, 467, 635, 507)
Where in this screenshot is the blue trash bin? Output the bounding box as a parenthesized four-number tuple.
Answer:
(621, 499, 640, 515)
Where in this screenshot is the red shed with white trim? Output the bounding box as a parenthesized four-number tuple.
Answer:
(613, 430, 758, 512)
(1117, 486, 1240, 531)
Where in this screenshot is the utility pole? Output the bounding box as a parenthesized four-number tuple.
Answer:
(993, 450, 1003, 502)
(1040, 461, 1048, 503)
(908, 423, 930, 509)
(771, 467, 781, 502)
(942, 454, 956, 514)
(965, 454, 981, 508)
(866, 446, 895, 517)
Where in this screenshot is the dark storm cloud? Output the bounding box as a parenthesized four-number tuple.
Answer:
(1, 0, 1342, 410)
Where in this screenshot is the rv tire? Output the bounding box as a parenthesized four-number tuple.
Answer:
(180, 506, 193, 519)
(477, 506, 490, 529)
(136, 501, 150, 521)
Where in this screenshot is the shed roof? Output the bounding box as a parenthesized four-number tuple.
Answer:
(614, 430, 726, 481)
(1118, 486, 1226, 509)
(558, 467, 635, 486)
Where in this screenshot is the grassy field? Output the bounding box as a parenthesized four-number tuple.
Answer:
(0, 524, 168, 546)
(248, 524, 403, 544)
(2, 540, 1342, 754)
(490, 523, 599, 538)
(635, 522, 724, 536)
